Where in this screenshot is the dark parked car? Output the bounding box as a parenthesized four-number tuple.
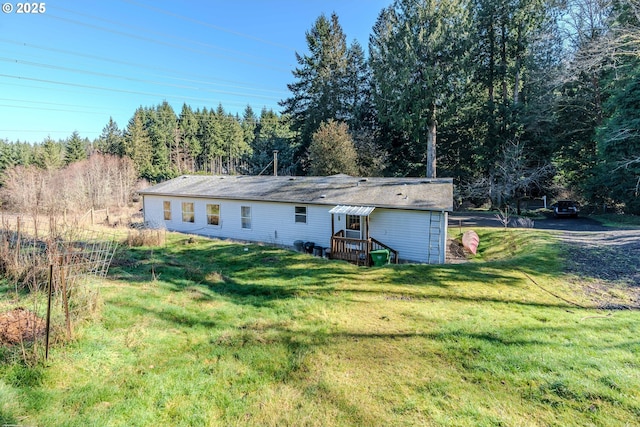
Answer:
(552, 200, 579, 218)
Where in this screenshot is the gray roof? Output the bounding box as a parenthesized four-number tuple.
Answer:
(139, 175, 453, 211)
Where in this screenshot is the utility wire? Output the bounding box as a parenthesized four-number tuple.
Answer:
(0, 39, 288, 95)
(0, 79, 277, 112)
(43, 13, 290, 73)
(120, 0, 296, 52)
(52, 5, 282, 64)
(1, 57, 282, 101)
(0, 97, 121, 113)
(0, 74, 280, 110)
(0, 103, 111, 116)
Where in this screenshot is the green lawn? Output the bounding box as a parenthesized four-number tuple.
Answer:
(1, 229, 639, 426)
(589, 213, 640, 228)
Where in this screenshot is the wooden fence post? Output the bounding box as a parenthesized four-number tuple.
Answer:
(60, 256, 71, 339)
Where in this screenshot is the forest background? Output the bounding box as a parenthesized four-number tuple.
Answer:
(1, 0, 639, 215)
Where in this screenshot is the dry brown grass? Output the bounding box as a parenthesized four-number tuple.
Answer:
(0, 308, 45, 345)
(125, 228, 166, 247)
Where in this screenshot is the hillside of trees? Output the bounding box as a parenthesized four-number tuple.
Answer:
(1, 0, 639, 214)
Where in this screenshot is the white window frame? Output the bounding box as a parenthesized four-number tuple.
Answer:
(345, 214, 362, 239)
(241, 206, 252, 229)
(163, 201, 171, 221)
(206, 203, 220, 226)
(182, 202, 195, 223)
(295, 206, 307, 224)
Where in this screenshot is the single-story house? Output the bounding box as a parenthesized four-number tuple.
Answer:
(138, 174, 453, 265)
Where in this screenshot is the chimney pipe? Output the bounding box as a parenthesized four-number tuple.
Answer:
(273, 150, 279, 176)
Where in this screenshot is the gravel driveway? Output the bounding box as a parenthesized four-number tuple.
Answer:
(449, 213, 640, 308)
(449, 212, 611, 231)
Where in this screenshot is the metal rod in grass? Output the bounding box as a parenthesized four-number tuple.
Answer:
(46, 263, 53, 361)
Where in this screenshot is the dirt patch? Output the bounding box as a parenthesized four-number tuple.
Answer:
(0, 308, 46, 345)
(447, 238, 470, 264)
(558, 230, 640, 309)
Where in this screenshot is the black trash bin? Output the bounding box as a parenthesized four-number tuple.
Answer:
(313, 246, 324, 257)
(303, 241, 315, 254)
(293, 240, 304, 252)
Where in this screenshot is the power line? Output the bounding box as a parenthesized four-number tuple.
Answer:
(0, 74, 281, 110)
(0, 57, 283, 101)
(0, 1, 296, 141)
(0, 84, 279, 120)
(0, 97, 119, 113)
(0, 103, 111, 116)
(43, 13, 290, 74)
(0, 130, 98, 134)
(0, 38, 289, 96)
(120, 0, 297, 52)
(51, 5, 283, 64)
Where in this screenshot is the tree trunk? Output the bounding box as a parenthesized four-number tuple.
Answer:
(514, 58, 520, 105)
(501, 22, 508, 105)
(488, 23, 495, 104)
(426, 120, 437, 178)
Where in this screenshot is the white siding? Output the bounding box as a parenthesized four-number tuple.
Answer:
(143, 195, 333, 248)
(143, 195, 447, 264)
(368, 209, 447, 264)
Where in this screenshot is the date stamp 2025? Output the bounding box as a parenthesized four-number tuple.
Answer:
(2, 2, 47, 14)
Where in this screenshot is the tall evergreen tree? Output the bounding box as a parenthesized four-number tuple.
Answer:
(96, 117, 124, 156)
(250, 108, 297, 175)
(553, 0, 615, 197)
(241, 105, 258, 147)
(178, 103, 201, 173)
(146, 101, 178, 180)
(470, 0, 556, 170)
(370, 0, 470, 177)
(280, 13, 351, 171)
(34, 137, 64, 170)
(220, 111, 251, 174)
(124, 108, 154, 180)
(196, 108, 224, 172)
(64, 131, 87, 165)
(9, 141, 34, 166)
(343, 40, 374, 132)
(596, 69, 640, 213)
(0, 140, 15, 175)
(581, 3, 640, 212)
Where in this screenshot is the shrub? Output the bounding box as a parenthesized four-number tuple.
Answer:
(126, 228, 165, 247)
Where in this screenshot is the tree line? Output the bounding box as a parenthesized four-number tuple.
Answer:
(1, 0, 639, 214)
(281, 0, 640, 214)
(0, 103, 295, 182)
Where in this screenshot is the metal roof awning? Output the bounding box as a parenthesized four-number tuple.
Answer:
(329, 205, 376, 216)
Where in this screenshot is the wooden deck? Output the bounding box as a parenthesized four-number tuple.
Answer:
(329, 230, 398, 266)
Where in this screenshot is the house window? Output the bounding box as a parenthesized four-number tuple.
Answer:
(163, 201, 171, 221)
(206, 204, 220, 226)
(295, 206, 307, 223)
(182, 202, 195, 223)
(345, 214, 361, 239)
(241, 206, 251, 229)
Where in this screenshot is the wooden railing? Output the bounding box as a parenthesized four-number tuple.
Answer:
(371, 237, 399, 264)
(330, 231, 399, 266)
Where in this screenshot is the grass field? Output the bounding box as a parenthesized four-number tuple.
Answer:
(1, 228, 639, 426)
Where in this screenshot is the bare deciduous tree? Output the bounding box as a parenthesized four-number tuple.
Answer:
(1, 154, 139, 215)
(460, 140, 554, 212)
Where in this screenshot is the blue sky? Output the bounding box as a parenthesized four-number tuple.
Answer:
(0, 0, 390, 142)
